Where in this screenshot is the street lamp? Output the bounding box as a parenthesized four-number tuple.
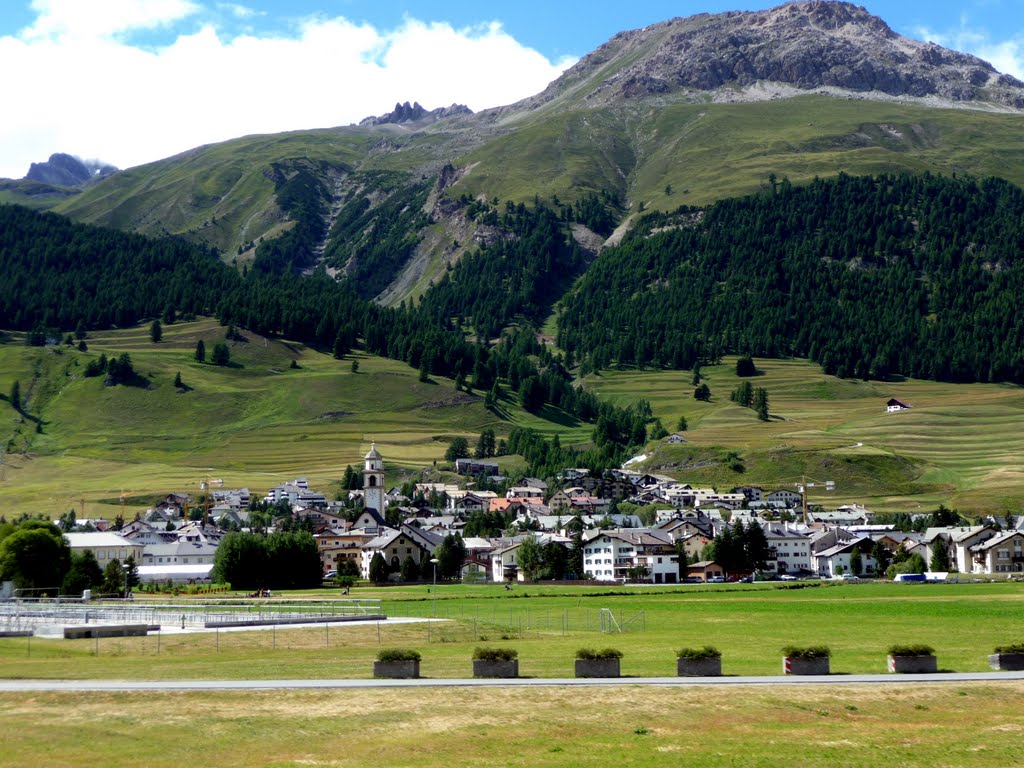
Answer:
(430, 557, 440, 617)
(122, 562, 131, 600)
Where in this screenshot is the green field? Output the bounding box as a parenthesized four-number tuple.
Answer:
(3, 583, 1024, 767)
(2, 582, 1023, 680)
(5, 320, 1024, 517)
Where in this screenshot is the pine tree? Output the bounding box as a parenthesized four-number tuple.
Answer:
(753, 388, 770, 421)
(173, 371, 183, 388)
(149, 319, 162, 343)
(195, 339, 206, 363)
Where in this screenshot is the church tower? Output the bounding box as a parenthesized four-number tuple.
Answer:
(363, 442, 385, 513)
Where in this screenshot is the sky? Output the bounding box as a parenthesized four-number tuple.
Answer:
(0, 0, 1021, 179)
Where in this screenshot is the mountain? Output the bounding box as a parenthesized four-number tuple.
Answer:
(528, 0, 1024, 109)
(25, 153, 118, 187)
(359, 101, 473, 126)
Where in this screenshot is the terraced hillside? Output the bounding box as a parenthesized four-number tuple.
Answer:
(586, 358, 1024, 514)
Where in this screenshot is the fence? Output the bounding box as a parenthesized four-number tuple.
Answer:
(0, 598, 383, 633)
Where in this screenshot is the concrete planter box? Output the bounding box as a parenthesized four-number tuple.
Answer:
(575, 658, 620, 678)
(373, 660, 420, 679)
(887, 654, 937, 673)
(473, 659, 519, 678)
(989, 653, 1024, 671)
(677, 657, 722, 677)
(783, 656, 830, 675)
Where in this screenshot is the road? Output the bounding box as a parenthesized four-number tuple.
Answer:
(2, 671, 1022, 692)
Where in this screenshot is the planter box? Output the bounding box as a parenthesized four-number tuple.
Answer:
(373, 660, 420, 679)
(783, 656, 830, 675)
(887, 655, 937, 673)
(677, 657, 722, 677)
(575, 658, 620, 678)
(473, 659, 519, 678)
(989, 653, 1024, 671)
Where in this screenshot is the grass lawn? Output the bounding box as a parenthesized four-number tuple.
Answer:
(2, 684, 1024, 767)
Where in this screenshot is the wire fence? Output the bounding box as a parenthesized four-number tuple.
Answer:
(0, 598, 383, 632)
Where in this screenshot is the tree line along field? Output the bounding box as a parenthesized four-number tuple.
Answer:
(5, 319, 1024, 516)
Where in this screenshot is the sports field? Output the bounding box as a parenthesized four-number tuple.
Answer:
(2, 582, 1024, 768)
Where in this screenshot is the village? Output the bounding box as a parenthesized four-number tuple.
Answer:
(57, 439, 1024, 593)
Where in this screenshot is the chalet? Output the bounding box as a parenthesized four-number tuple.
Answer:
(666, 433, 688, 444)
(315, 527, 373, 572)
(360, 524, 441, 579)
(734, 486, 765, 502)
(886, 398, 912, 413)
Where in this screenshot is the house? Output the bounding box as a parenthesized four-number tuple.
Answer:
(360, 525, 441, 579)
(454, 458, 499, 476)
(763, 524, 813, 574)
(666, 433, 688, 444)
(583, 531, 678, 583)
(886, 398, 912, 413)
(765, 489, 803, 507)
(142, 539, 218, 567)
(65, 532, 145, 566)
(813, 537, 877, 577)
(686, 560, 724, 582)
(315, 527, 375, 572)
(970, 531, 1024, 573)
(930, 526, 998, 573)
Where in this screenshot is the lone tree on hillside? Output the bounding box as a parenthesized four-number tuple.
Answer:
(736, 356, 758, 377)
(149, 319, 162, 343)
(211, 342, 231, 366)
(194, 339, 206, 363)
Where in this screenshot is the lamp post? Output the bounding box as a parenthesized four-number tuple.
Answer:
(430, 557, 440, 617)
(122, 562, 130, 600)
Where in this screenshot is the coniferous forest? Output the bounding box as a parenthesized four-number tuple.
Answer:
(557, 173, 1024, 383)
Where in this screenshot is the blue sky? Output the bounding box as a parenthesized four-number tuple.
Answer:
(0, 1, 1021, 178)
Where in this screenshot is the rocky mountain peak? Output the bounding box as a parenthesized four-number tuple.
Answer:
(24, 153, 117, 186)
(360, 101, 473, 127)
(535, 0, 1024, 109)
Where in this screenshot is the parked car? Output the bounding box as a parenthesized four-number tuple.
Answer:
(707, 576, 726, 583)
(778, 574, 797, 581)
(323, 569, 337, 580)
(840, 574, 860, 581)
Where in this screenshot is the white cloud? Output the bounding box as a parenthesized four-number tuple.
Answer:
(0, 2, 575, 179)
(913, 23, 1024, 80)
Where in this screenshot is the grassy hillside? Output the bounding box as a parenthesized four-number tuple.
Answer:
(4, 323, 1024, 518)
(457, 96, 1024, 210)
(584, 357, 1024, 515)
(0, 319, 590, 519)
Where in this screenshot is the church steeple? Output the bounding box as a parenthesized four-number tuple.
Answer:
(363, 442, 385, 513)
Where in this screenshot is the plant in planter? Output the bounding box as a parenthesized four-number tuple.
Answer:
(677, 646, 723, 676)
(374, 648, 422, 679)
(472, 647, 519, 678)
(887, 644, 937, 673)
(782, 645, 831, 675)
(575, 647, 623, 678)
(989, 642, 1024, 671)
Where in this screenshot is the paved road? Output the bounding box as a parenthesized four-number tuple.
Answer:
(2, 671, 1023, 692)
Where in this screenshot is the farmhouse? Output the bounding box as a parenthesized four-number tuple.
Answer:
(886, 398, 912, 413)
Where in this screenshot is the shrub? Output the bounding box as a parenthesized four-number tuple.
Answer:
(781, 645, 830, 659)
(677, 646, 722, 660)
(576, 647, 623, 660)
(472, 647, 518, 662)
(994, 643, 1024, 654)
(887, 644, 935, 657)
(376, 648, 421, 663)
